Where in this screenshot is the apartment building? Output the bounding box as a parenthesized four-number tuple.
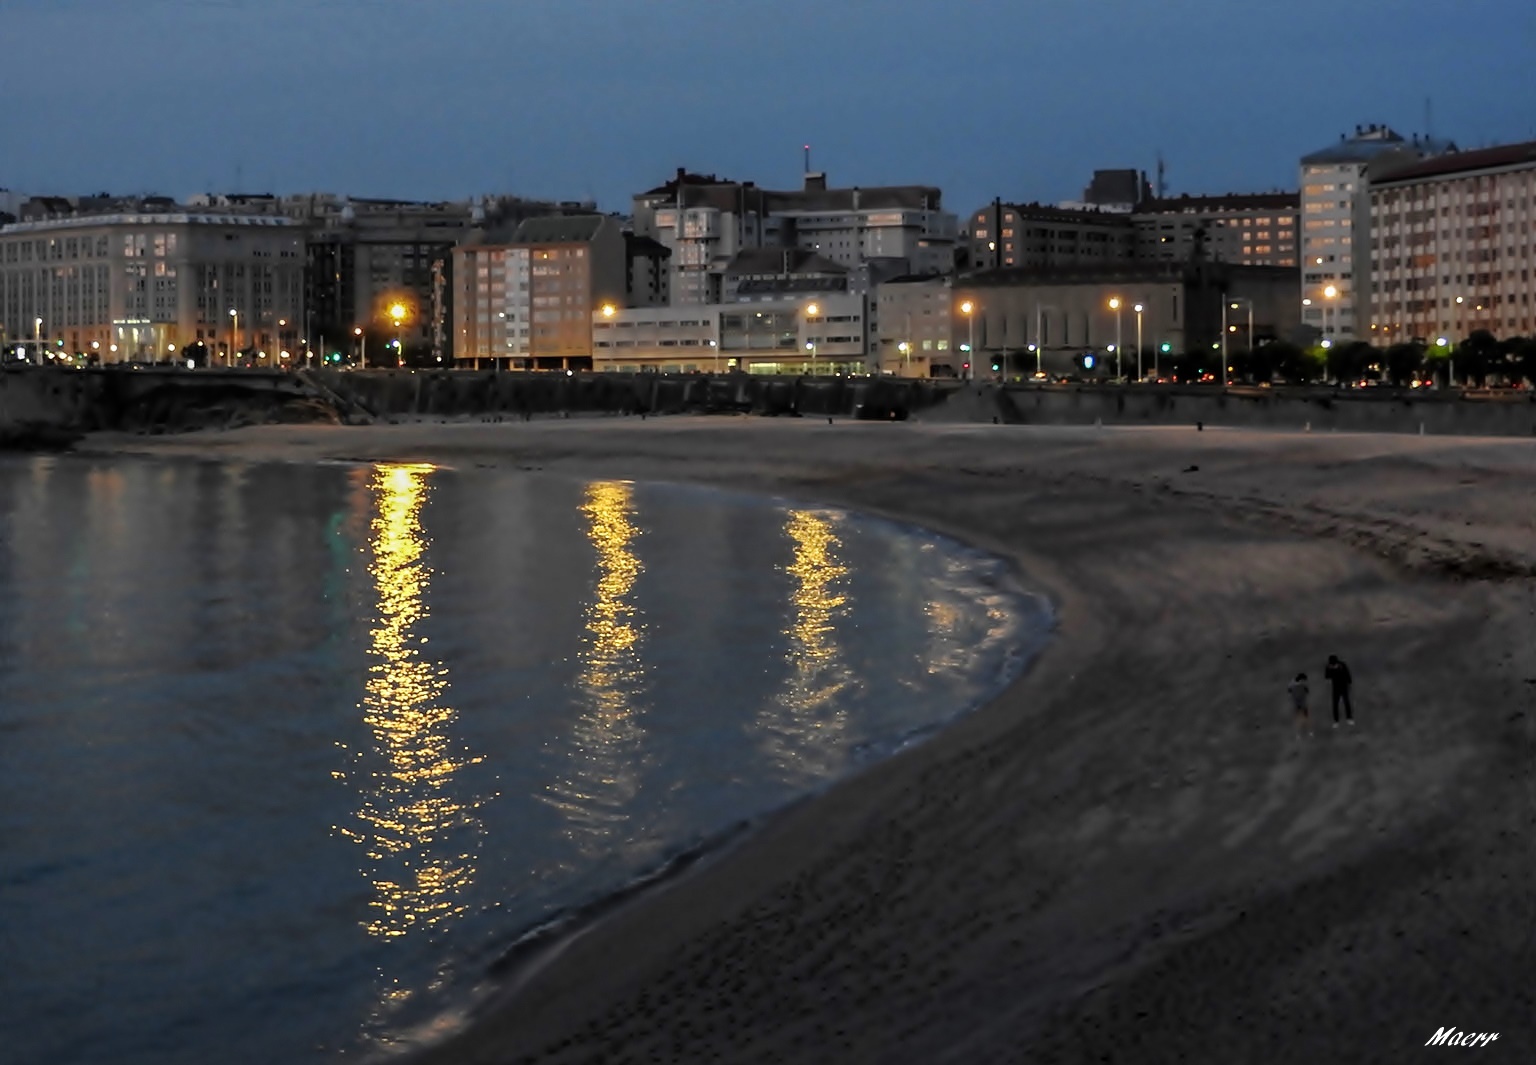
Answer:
(452, 214, 625, 370)
(1368, 139, 1536, 345)
(1134, 193, 1299, 268)
(0, 211, 303, 363)
(875, 275, 957, 377)
(632, 169, 958, 305)
(1299, 124, 1452, 342)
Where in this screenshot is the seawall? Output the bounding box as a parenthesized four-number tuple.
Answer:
(4, 366, 1535, 442)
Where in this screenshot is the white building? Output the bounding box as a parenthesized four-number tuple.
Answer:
(1299, 124, 1452, 342)
(632, 169, 958, 306)
(1369, 139, 1536, 345)
(592, 292, 869, 375)
(0, 211, 303, 364)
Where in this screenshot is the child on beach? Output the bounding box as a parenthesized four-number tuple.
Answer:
(1288, 672, 1311, 737)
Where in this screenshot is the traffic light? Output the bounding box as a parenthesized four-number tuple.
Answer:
(1160, 342, 1172, 353)
(962, 362, 970, 372)
(991, 362, 1000, 372)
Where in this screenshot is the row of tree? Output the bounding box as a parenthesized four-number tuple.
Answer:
(1133, 331, 1536, 387)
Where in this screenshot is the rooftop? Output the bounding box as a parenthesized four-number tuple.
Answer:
(1136, 191, 1299, 213)
(510, 214, 611, 244)
(1371, 139, 1536, 185)
(0, 212, 296, 235)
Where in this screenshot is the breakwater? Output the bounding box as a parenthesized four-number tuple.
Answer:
(3, 365, 1535, 441)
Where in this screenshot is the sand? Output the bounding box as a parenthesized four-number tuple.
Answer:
(79, 418, 1536, 1063)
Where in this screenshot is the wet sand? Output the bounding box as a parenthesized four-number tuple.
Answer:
(82, 418, 1536, 1062)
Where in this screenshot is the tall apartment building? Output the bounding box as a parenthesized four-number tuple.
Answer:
(632, 169, 958, 305)
(1133, 193, 1299, 268)
(452, 214, 625, 370)
(1368, 140, 1536, 345)
(0, 211, 303, 363)
(1299, 124, 1453, 342)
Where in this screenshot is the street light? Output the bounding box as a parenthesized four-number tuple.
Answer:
(1437, 335, 1455, 387)
(804, 302, 820, 375)
(1222, 295, 1253, 387)
(1133, 303, 1144, 381)
(389, 303, 407, 367)
(1322, 284, 1338, 346)
(1108, 297, 1122, 380)
(354, 326, 365, 367)
(959, 299, 975, 381)
(229, 308, 239, 368)
(33, 317, 42, 366)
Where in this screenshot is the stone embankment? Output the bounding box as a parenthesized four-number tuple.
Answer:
(3, 365, 1534, 446)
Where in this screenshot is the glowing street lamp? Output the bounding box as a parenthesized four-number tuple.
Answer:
(354, 326, 365, 367)
(389, 303, 407, 367)
(1108, 297, 1124, 379)
(1133, 303, 1144, 381)
(804, 302, 820, 375)
(229, 308, 239, 368)
(959, 299, 976, 380)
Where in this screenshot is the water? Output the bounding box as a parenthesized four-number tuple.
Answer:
(0, 454, 1049, 1065)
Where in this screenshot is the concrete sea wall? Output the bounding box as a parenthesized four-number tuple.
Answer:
(3, 366, 1535, 442)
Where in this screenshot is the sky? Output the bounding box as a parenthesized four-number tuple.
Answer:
(4, 0, 1534, 217)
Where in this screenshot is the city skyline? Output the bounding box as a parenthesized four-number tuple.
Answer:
(5, 0, 1534, 213)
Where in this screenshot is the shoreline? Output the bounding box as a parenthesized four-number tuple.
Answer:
(77, 418, 1536, 1061)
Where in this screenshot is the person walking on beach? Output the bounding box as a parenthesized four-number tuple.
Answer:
(1288, 672, 1312, 737)
(1325, 654, 1354, 727)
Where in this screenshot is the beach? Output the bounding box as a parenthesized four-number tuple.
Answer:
(80, 417, 1536, 1062)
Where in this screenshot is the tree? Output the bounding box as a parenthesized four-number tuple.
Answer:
(1265, 341, 1315, 384)
(1457, 329, 1500, 387)
(1508, 336, 1536, 388)
(1325, 341, 1374, 385)
(1384, 341, 1424, 387)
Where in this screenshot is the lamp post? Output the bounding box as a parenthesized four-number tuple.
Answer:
(1108, 297, 1122, 380)
(33, 317, 42, 366)
(1133, 303, 1144, 382)
(960, 299, 975, 381)
(898, 341, 909, 375)
(1224, 296, 1253, 386)
(354, 326, 365, 368)
(389, 303, 407, 367)
(229, 308, 239, 368)
(1437, 336, 1454, 388)
(804, 302, 820, 375)
(1323, 284, 1338, 346)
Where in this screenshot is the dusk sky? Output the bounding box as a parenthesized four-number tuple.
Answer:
(5, 0, 1533, 216)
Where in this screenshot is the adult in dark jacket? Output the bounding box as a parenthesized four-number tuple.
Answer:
(1325, 654, 1354, 726)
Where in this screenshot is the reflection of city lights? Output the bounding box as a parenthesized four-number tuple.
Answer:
(544, 481, 648, 854)
(338, 463, 483, 946)
(759, 510, 850, 783)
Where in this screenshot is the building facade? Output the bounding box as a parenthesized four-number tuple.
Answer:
(967, 202, 1136, 272)
(0, 211, 303, 364)
(1368, 140, 1536, 345)
(452, 214, 626, 370)
(954, 262, 1300, 379)
(591, 292, 869, 375)
(876, 276, 957, 376)
(633, 169, 958, 305)
(1299, 124, 1452, 342)
(1133, 193, 1299, 268)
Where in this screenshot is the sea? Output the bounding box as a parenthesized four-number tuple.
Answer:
(0, 453, 1050, 1065)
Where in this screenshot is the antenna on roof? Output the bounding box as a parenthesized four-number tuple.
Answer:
(1156, 152, 1166, 199)
(803, 144, 810, 175)
(1425, 96, 1434, 143)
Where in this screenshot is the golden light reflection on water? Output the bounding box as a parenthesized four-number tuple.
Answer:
(337, 463, 484, 946)
(760, 509, 851, 781)
(543, 480, 649, 856)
